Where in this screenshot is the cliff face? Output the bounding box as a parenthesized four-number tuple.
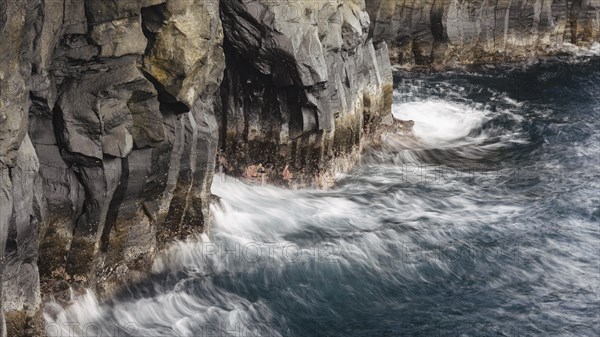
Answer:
(0, 0, 392, 335)
(218, 0, 393, 187)
(367, 0, 600, 67)
(1, 0, 224, 335)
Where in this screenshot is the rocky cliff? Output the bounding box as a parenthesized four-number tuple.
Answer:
(0, 0, 392, 335)
(367, 0, 600, 67)
(218, 0, 393, 187)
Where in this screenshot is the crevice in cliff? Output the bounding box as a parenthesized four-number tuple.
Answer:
(140, 70, 190, 114)
(569, 0, 584, 44)
(100, 156, 129, 253)
(431, 0, 448, 43)
(219, 37, 311, 150)
(140, 3, 167, 56)
(219, 36, 305, 146)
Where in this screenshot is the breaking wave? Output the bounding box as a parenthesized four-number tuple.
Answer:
(45, 58, 600, 336)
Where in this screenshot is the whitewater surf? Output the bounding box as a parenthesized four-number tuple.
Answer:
(45, 56, 600, 337)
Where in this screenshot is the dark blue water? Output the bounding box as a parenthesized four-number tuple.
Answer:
(46, 57, 600, 337)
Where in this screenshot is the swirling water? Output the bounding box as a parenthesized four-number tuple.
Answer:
(46, 57, 600, 336)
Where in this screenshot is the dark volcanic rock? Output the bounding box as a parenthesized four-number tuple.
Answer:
(1, 0, 225, 335)
(218, 0, 393, 188)
(367, 0, 600, 67)
(0, 0, 392, 335)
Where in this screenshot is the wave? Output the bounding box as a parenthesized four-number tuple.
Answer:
(392, 100, 489, 146)
(43, 58, 600, 337)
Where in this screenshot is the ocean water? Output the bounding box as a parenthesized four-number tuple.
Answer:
(45, 56, 600, 336)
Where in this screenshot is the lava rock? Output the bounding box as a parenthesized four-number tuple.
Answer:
(367, 0, 600, 67)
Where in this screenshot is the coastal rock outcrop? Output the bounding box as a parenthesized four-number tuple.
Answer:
(367, 0, 600, 67)
(218, 0, 393, 187)
(1, 0, 224, 335)
(0, 0, 392, 335)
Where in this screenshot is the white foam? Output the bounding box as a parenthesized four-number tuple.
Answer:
(44, 285, 282, 337)
(559, 42, 600, 57)
(392, 100, 489, 147)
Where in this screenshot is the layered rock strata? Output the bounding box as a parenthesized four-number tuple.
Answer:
(0, 0, 392, 335)
(367, 0, 600, 67)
